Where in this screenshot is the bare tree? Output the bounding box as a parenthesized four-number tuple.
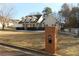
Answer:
(0, 4, 14, 30)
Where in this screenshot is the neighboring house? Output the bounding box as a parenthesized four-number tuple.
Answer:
(13, 20, 24, 30)
(0, 17, 19, 29)
(6, 19, 16, 27)
(0, 23, 2, 29)
(20, 14, 57, 30)
(0, 17, 13, 29)
(20, 14, 45, 30)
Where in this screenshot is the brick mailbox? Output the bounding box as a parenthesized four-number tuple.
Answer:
(45, 26, 57, 55)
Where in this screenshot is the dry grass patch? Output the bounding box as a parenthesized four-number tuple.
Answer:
(0, 31, 45, 49)
(0, 31, 79, 55)
(57, 34, 79, 56)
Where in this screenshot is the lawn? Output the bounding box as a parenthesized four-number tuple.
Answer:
(57, 34, 79, 56)
(0, 30, 79, 56)
(0, 31, 45, 49)
(0, 45, 30, 56)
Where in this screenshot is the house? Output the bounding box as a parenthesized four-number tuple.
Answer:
(0, 16, 15, 29)
(20, 14, 57, 30)
(6, 19, 17, 27)
(13, 20, 24, 30)
(20, 14, 45, 30)
(0, 16, 19, 29)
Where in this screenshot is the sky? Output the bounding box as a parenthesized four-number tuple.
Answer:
(12, 3, 63, 20)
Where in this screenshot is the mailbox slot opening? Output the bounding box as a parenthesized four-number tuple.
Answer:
(48, 35, 52, 44)
(48, 39, 52, 43)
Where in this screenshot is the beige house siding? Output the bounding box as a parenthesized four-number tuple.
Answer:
(23, 23, 38, 30)
(21, 14, 57, 30)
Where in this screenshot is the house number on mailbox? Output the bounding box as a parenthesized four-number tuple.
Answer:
(48, 35, 52, 44)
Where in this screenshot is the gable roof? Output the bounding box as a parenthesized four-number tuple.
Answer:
(22, 14, 42, 23)
(37, 15, 44, 23)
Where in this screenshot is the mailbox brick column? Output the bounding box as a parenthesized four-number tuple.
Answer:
(45, 26, 57, 55)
